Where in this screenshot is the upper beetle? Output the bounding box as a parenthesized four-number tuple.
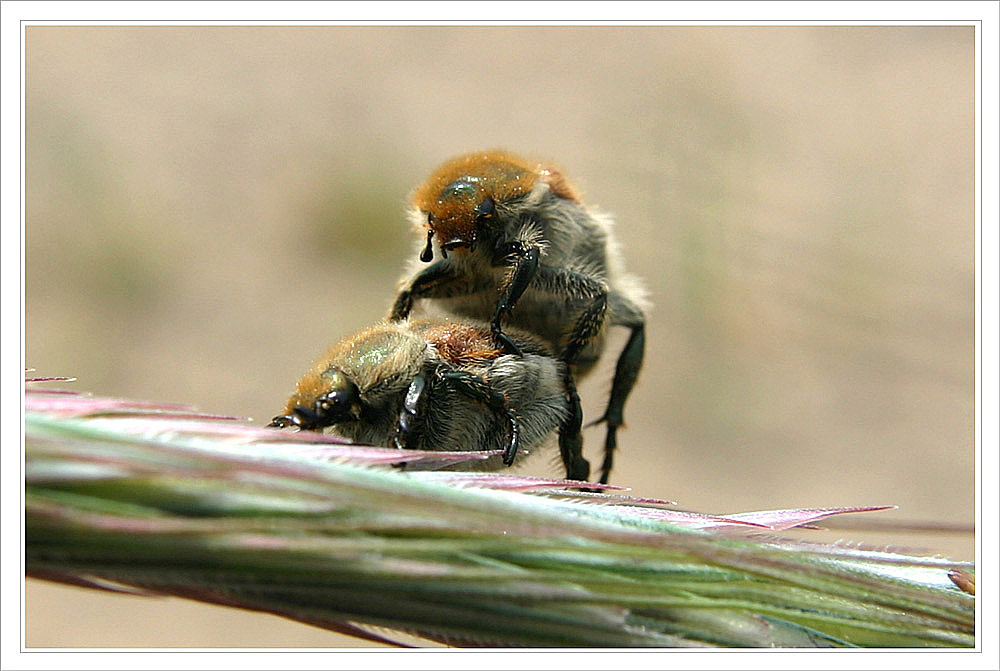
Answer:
(389, 150, 648, 485)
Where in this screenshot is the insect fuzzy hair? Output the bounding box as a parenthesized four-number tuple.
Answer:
(278, 320, 574, 472)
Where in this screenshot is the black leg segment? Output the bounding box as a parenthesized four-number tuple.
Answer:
(593, 322, 645, 484)
(557, 370, 591, 482)
(560, 292, 608, 366)
(529, 265, 609, 368)
(437, 368, 521, 465)
(490, 241, 540, 356)
(393, 373, 428, 449)
(390, 262, 464, 321)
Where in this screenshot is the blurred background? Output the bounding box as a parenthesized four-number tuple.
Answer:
(25, 26, 974, 647)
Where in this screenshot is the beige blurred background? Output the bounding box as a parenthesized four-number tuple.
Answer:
(25, 26, 974, 647)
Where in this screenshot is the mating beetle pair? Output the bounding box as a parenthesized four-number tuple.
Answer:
(271, 150, 647, 485)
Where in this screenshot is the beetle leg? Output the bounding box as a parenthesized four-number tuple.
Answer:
(557, 369, 591, 482)
(560, 292, 609, 366)
(589, 319, 645, 484)
(490, 241, 541, 356)
(437, 368, 521, 465)
(392, 373, 428, 449)
(389, 262, 466, 321)
(526, 265, 609, 366)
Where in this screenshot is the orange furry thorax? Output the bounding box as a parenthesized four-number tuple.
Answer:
(415, 321, 503, 365)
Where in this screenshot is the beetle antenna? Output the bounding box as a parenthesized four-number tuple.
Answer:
(420, 229, 434, 263)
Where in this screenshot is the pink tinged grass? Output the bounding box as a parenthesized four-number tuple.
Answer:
(24, 378, 974, 647)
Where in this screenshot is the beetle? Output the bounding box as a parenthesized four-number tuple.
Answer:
(270, 319, 589, 479)
(389, 150, 647, 483)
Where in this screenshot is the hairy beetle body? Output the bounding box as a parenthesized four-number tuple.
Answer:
(391, 150, 648, 483)
(271, 319, 587, 476)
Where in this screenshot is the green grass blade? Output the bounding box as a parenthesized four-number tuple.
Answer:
(24, 385, 975, 648)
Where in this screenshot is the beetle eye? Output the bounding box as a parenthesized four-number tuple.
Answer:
(475, 197, 495, 220)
